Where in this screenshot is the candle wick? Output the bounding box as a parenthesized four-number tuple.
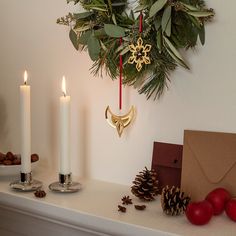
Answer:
(24, 81, 27, 85)
(63, 92, 66, 97)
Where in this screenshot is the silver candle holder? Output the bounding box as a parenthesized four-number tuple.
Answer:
(49, 173, 81, 193)
(10, 172, 43, 191)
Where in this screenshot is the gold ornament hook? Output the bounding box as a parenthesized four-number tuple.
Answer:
(105, 106, 135, 137)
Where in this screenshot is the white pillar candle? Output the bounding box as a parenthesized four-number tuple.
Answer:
(59, 76, 71, 175)
(20, 71, 31, 173)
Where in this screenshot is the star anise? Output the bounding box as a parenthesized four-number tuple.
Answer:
(118, 205, 126, 213)
(121, 195, 133, 205)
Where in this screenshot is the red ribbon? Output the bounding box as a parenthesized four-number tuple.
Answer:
(139, 11, 143, 33)
(118, 12, 142, 110)
(119, 37, 123, 110)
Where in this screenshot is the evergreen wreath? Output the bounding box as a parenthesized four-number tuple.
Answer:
(58, 0, 214, 99)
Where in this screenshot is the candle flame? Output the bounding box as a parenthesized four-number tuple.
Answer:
(24, 70, 28, 85)
(62, 76, 67, 96)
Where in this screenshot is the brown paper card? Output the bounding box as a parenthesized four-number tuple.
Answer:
(152, 142, 183, 194)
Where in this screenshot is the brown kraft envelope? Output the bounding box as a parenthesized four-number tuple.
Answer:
(181, 130, 236, 201)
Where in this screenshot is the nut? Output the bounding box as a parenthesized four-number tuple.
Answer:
(0, 151, 39, 165)
(6, 152, 15, 161)
(31, 153, 39, 162)
(134, 205, 146, 210)
(34, 190, 46, 198)
(12, 159, 21, 165)
(0, 152, 5, 161)
(3, 160, 13, 165)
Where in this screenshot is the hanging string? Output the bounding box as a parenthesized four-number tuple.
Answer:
(139, 11, 143, 33)
(119, 37, 123, 110)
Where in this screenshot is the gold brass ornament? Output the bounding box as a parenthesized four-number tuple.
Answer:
(128, 37, 151, 72)
(105, 106, 135, 137)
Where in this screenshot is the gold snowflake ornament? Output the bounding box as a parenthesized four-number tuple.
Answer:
(128, 37, 151, 72)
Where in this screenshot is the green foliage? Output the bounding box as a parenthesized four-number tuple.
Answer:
(69, 29, 79, 50)
(58, 0, 215, 100)
(104, 24, 125, 37)
(149, 0, 167, 17)
(87, 33, 101, 60)
(161, 5, 172, 37)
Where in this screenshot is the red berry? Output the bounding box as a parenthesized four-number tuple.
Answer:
(225, 199, 236, 222)
(186, 200, 213, 225)
(205, 188, 231, 215)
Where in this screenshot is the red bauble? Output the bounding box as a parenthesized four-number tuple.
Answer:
(205, 188, 231, 215)
(225, 199, 236, 222)
(186, 200, 213, 225)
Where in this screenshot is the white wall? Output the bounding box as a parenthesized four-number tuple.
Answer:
(0, 0, 235, 185)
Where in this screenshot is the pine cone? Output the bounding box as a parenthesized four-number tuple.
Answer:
(161, 186, 190, 216)
(131, 167, 159, 201)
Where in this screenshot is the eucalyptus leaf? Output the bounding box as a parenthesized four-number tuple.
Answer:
(74, 24, 90, 32)
(112, 2, 127, 6)
(190, 27, 198, 46)
(100, 40, 107, 51)
(87, 35, 100, 61)
(115, 44, 124, 54)
(163, 36, 189, 69)
(171, 34, 182, 48)
(94, 28, 106, 37)
(90, 6, 107, 12)
(115, 42, 129, 54)
(199, 25, 205, 45)
(120, 46, 130, 56)
(149, 0, 167, 18)
(104, 24, 125, 37)
(166, 47, 189, 69)
(69, 29, 79, 50)
(78, 30, 92, 45)
(161, 6, 171, 37)
(73, 12, 93, 20)
(187, 15, 201, 29)
(154, 16, 162, 31)
(181, 2, 199, 11)
(163, 36, 182, 59)
(187, 11, 214, 17)
(112, 14, 117, 25)
(107, 0, 112, 12)
(134, 5, 147, 12)
(156, 30, 162, 52)
(129, 10, 135, 20)
(122, 36, 131, 42)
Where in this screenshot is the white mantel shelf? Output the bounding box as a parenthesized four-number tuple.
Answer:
(0, 170, 235, 236)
